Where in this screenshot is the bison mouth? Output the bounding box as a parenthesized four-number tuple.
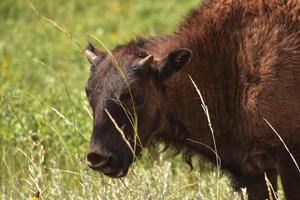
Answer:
(88, 155, 131, 178)
(89, 164, 130, 178)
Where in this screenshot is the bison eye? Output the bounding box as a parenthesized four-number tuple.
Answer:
(133, 96, 145, 107)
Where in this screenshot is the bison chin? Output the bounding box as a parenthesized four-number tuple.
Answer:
(101, 165, 130, 178)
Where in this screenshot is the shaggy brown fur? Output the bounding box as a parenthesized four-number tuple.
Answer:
(85, 1, 300, 199)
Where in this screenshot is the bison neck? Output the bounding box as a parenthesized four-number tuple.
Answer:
(155, 6, 259, 174)
(160, 43, 243, 169)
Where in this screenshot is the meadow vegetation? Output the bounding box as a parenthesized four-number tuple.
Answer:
(0, 0, 284, 199)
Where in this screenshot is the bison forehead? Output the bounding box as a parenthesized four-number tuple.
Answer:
(88, 65, 140, 106)
(93, 52, 141, 80)
(91, 52, 148, 89)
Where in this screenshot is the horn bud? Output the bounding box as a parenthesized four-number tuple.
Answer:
(137, 55, 153, 67)
(86, 50, 100, 65)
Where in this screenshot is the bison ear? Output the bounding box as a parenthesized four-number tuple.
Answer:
(157, 48, 192, 81)
(85, 42, 107, 66)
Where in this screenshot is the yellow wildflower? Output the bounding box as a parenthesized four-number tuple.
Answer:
(32, 191, 40, 200)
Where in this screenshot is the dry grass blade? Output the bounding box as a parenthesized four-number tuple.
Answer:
(24, 0, 83, 53)
(120, 178, 135, 199)
(17, 148, 38, 171)
(51, 107, 73, 126)
(45, 167, 80, 175)
(82, 102, 93, 119)
(186, 138, 221, 162)
(50, 107, 89, 141)
(188, 76, 218, 159)
(165, 182, 198, 200)
(3, 97, 27, 133)
(90, 34, 123, 77)
(45, 121, 77, 168)
(264, 118, 300, 173)
(105, 109, 135, 155)
(189, 75, 221, 199)
(264, 172, 278, 200)
(17, 148, 43, 193)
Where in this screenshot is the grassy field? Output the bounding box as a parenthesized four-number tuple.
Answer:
(0, 0, 284, 199)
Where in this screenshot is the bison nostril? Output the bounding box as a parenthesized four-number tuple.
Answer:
(87, 152, 110, 168)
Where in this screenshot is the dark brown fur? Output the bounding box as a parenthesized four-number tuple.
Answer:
(85, 1, 300, 199)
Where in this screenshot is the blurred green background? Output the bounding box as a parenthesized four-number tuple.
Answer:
(0, 0, 281, 199)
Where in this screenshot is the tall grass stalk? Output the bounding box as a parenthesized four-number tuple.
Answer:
(24, 0, 83, 53)
(189, 75, 221, 200)
(264, 172, 279, 200)
(264, 118, 300, 173)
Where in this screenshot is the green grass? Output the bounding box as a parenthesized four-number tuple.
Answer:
(0, 0, 283, 199)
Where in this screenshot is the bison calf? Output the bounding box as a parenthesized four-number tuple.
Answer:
(84, 0, 300, 199)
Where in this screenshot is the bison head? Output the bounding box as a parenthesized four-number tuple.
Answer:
(85, 40, 192, 178)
